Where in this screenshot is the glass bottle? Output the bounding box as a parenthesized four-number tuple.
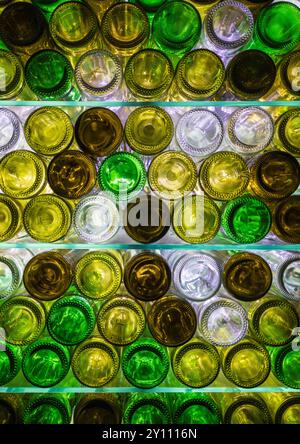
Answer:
(133, 0, 167, 13)
(23, 195, 72, 242)
(275, 255, 300, 302)
(124, 194, 171, 243)
(0, 195, 22, 242)
(218, 393, 272, 424)
(202, 0, 254, 58)
(0, 50, 24, 100)
(123, 393, 171, 424)
(73, 195, 120, 243)
(0, 108, 21, 155)
(73, 394, 121, 424)
(75, 50, 122, 100)
(75, 108, 123, 157)
(101, 2, 150, 56)
(172, 339, 220, 388)
(47, 294, 96, 346)
(31, 0, 72, 15)
(25, 50, 79, 101)
(0, 394, 22, 424)
(98, 152, 146, 201)
(173, 393, 221, 424)
(49, 2, 99, 57)
(248, 151, 300, 201)
(221, 195, 272, 244)
(276, 50, 300, 100)
(125, 49, 174, 100)
(23, 394, 72, 424)
(223, 252, 272, 301)
(221, 336, 270, 388)
(0, 249, 33, 300)
(226, 50, 276, 100)
(198, 296, 248, 347)
(272, 196, 300, 243)
(0, 296, 46, 346)
(85, 0, 118, 20)
(263, 393, 300, 424)
(122, 338, 169, 389)
(172, 194, 221, 244)
(71, 337, 119, 387)
(148, 151, 197, 200)
(22, 338, 70, 388)
(274, 109, 300, 158)
(0, 3, 49, 57)
(253, 2, 300, 56)
(125, 106, 173, 156)
(176, 109, 223, 158)
(48, 150, 96, 199)
(24, 107, 74, 157)
(124, 252, 171, 301)
(75, 251, 122, 300)
(0, 150, 47, 199)
(147, 295, 197, 347)
(97, 296, 145, 345)
(199, 151, 249, 201)
(152, 1, 201, 55)
(270, 344, 300, 389)
(0, 341, 22, 385)
(248, 296, 299, 347)
(23, 251, 73, 301)
(226, 107, 274, 156)
(172, 49, 225, 101)
(171, 252, 221, 302)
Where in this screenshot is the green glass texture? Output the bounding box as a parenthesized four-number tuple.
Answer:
(123, 394, 171, 424)
(152, 1, 201, 54)
(0, 341, 21, 385)
(122, 338, 169, 389)
(47, 295, 96, 346)
(135, 0, 167, 12)
(270, 344, 300, 389)
(22, 339, 70, 388)
(174, 393, 221, 424)
(98, 152, 146, 200)
(221, 195, 271, 243)
(32, 0, 73, 14)
(254, 2, 300, 55)
(25, 50, 75, 100)
(23, 395, 72, 424)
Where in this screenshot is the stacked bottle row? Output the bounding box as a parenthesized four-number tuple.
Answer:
(1, 392, 300, 424)
(0, 1, 300, 101)
(0, 249, 299, 389)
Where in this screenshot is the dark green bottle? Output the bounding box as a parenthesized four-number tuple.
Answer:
(173, 393, 221, 424)
(123, 394, 171, 424)
(23, 395, 72, 424)
(0, 341, 22, 386)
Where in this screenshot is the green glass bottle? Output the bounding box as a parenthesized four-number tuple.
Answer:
(173, 393, 221, 424)
(152, 1, 201, 55)
(22, 338, 70, 388)
(32, 0, 72, 15)
(73, 394, 121, 424)
(47, 295, 96, 346)
(133, 0, 167, 13)
(219, 393, 272, 424)
(0, 296, 46, 346)
(0, 395, 21, 424)
(0, 195, 22, 242)
(221, 195, 272, 243)
(0, 341, 22, 386)
(270, 344, 300, 389)
(123, 394, 171, 424)
(249, 296, 299, 347)
(122, 338, 169, 389)
(97, 296, 145, 346)
(71, 337, 119, 387)
(23, 395, 72, 425)
(172, 339, 220, 388)
(253, 2, 300, 56)
(274, 109, 300, 158)
(0, 50, 24, 99)
(25, 50, 80, 100)
(98, 152, 146, 201)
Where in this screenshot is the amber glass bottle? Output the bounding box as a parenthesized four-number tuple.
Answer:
(272, 196, 300, 243)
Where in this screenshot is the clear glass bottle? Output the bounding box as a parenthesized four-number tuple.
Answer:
(0, 108, 21, 155)
(0, 50, 24, 100)
(275, 255, 300, 302)
(176, 109, 223, 158)
(276, 50, 300, 100)
(0, 249, 33, 300)
(274, 109, 300, 158)
(0, 195, 22, 242)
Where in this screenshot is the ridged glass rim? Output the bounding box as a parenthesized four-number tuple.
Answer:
(276, 255, 300, 302)
(275, 396, 300, 424)
(0, 296, 46, 346)
(176, 108, 223, 157)
(71, 337, 119, 388)
(277, 109, 300, 156)
(0, 50, 24, 99)
(0, 195, 21, 241)
(24, 106, 74, 156)
(73, 394, 120, 424)
(272, 344, 300, 389)
(0, 108, 21, 153)
(122, 338, 169, 388)
(0, 341, 21, 385)
(97, 296, 146, 346)
(75, 49, 122, 97)
(173, 395, 221, 423)
(0, 255, 22, 299)
(123, 396, 171, 424)
(272, 196, 300, 244)
(280, 50, 300, 97)
(223, 395, 271, 424)
(23, 395, 71, 425)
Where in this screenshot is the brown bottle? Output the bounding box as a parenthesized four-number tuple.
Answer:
(272, 196, 300, 243)
(124, 252, 171, 301)
(73, 394, 121, 424)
